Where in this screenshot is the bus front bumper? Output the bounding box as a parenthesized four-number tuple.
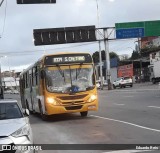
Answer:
(45, 101, 98, 115)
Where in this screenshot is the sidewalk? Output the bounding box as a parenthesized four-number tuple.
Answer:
(98, 82, 160, 92)
(132, 82, 160, 89)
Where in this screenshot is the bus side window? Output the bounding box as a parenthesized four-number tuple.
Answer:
(25, 73, 27, 88)
(35, 66, 38, 85)
(26, 72, 29, 88)
(32, 68, 34, 87)
(23, 75, 25, 88)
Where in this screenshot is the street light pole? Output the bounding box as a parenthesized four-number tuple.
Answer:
(103, 28, 112, 90)
(95, 0, 103, 89)
(138, 38, 143, 82)
(0, 56, 5, 99)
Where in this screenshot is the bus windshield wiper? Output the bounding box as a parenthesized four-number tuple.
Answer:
(86, 86, 94, 91)
(56, 64, 63, 77)
(56, 64, 66, 83)
(76, 62, 83, 79)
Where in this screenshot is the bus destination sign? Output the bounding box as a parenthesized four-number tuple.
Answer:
(44, 54, 92, 65)
(53, 56, 85, 63)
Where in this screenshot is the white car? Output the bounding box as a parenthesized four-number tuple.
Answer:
(103, 80, 108, 86)
(113, 77, 133, 89)
(0, 100, 33, 153)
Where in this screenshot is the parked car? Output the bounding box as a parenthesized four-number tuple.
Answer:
(103, 80, 108, 86)
(0, 100, 33, 153)
(113, 77, 133, 89)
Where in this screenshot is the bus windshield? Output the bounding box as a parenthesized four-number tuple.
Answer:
(45, 65, 95, 93)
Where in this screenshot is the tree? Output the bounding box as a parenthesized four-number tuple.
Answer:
(92, 50, 119, 63)
(109, 52, 119, 59)
(130, 50, 140, 60)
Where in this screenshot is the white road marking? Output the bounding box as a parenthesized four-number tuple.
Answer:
(111, 89, 160, 92)
(103, 150, 150, 153)
(114, 103, 125, 106)
(90, 115, 160, 133)
(148, 106, 160, 109)
(123, 96, 134, 98)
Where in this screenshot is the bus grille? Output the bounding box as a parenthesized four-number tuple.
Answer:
(61, 101, 84, 105)
(57, 94, 88, 100)
(65, 105, 82, 110)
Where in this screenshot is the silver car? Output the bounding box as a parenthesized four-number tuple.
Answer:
(0, 100, 33, 153)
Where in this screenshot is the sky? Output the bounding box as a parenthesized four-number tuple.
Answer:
(0, 0, 160, 72)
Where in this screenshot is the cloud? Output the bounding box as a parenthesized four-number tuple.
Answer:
(0, 0, 160, 71)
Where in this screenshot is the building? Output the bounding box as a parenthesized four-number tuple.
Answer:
(119, 54, 130, 61)
(2, 77, 19, 90)
(1, 70, 21, 90)
(150, 51, 160, 64)
(95, 57, 118, 83)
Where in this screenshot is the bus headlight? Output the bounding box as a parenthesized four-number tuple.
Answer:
(88, 94, 97, 102)
(46, 97, 58, 105)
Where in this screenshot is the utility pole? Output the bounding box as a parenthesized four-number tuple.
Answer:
(138, 38, 143, 82)
(0, 56, 4, 99)
(98, 40, 103, 89)
(95, 0, 103, 90)
(103, 28, 112, 90)
(0, 0, 5, 7)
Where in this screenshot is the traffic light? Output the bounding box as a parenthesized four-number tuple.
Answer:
(33, 26, 96, 46)
(17, 0, 56, 4)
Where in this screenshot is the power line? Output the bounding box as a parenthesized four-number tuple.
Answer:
(0, 38, 136, 57)
(0, 41, 97, 56)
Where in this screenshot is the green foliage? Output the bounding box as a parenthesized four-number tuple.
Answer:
(110, 52, 119, 59)
(92, 50, 119, 63)
(130, 50, 140, 60)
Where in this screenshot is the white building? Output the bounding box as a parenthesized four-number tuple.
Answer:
(150, 51, 160, 64)
(2, 77, 19, 90)
(119, 54, 130, 61)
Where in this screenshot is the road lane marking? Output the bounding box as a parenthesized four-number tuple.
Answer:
(110, 89, 160, 92)
(148, 106, 160, 109)
(114, 103, 125, 106)
(90, 115, 160, 133)
(103, 150, 150, 153)
(123, 96, 134, 98)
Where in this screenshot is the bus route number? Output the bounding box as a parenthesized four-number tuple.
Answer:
(53, 56, 85, 63)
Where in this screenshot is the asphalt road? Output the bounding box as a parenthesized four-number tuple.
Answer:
(4, 83, 160, 153)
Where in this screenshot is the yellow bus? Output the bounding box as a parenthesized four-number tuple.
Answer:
(19, 53, 98, 120)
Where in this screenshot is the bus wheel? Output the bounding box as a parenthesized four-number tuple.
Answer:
(80, 111, 88, 117)
(39, 102, 48, 121)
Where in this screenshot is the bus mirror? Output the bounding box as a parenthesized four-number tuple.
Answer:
(41, 70, 46, 79)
